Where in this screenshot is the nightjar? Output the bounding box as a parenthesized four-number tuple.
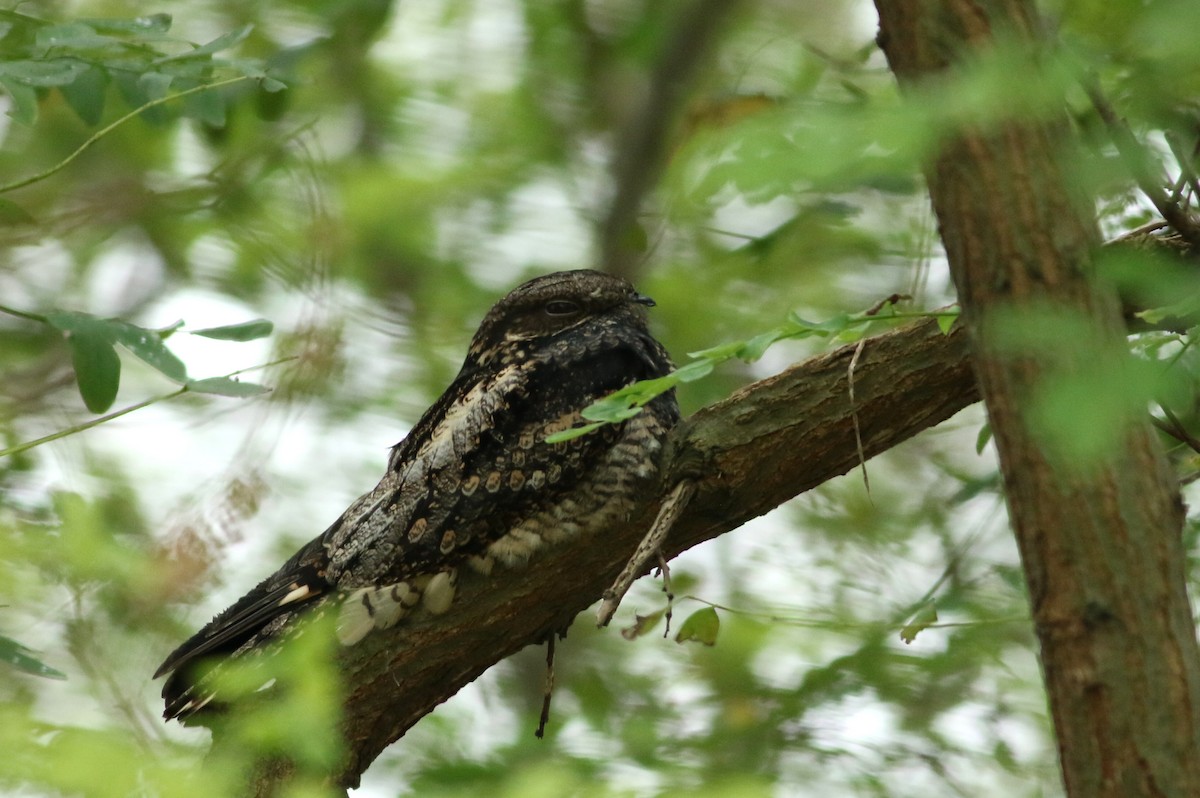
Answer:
(154, 269, 679, 720)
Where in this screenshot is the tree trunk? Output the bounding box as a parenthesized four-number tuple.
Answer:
(874, 2, 1200, 796)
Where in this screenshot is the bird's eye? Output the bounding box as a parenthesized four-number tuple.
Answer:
(545, 300, 581, 316)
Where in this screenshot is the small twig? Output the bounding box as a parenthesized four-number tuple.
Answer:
(534, 635, 555, 739)
(0, 388, 187, 459)
(0, 302, 48, 323)
(657, 551, 674, 638)
(847, 338, 871, 495)
(864, 293, 910, 317)
(843, 294, 910, 495)
(1113, 218, 1171, 242)
(1169, 171, 1190, 206)
(1181, 470, 1200, 486)
(597, 479, 697, 627)
(681, 594, 1027, 633)
(1165, 131, 1200, 205)
(0, 356, 291, 459)
(1152, 408, 1200, 455)
(1084, 81, 1200, 249)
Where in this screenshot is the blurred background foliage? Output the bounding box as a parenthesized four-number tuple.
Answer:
(2, 0, 1200, 796)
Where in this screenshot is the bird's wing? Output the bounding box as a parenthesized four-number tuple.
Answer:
(159, 498, 407, 719)
(327, 341, 671, 642)
(152, 559, 328, 680)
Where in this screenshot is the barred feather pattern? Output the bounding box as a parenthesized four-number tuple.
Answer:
(154, 270, 679, 721)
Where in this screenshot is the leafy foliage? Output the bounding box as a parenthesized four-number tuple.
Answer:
(549, 300, 959, 442)
(674, 606, 720, 646)
(0, 307, 272, 415)
(0, 10, 281, 126)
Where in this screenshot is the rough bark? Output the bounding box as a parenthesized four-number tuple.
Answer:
(874, 2, 1200, 797)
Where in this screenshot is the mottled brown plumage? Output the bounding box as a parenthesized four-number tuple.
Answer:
(154, 270, 679, 720)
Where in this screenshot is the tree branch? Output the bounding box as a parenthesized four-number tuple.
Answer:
(1083, 81, 1200, 250)
(295, 317, 976, 789)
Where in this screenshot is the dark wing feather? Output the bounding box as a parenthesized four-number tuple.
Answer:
(153, 569, 326, 679)
(156, 538, 332, 717)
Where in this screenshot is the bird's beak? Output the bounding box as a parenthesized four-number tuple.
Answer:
(633, 293, 656, 308)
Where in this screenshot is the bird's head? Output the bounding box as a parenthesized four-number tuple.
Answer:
(464, 270, 656, 368)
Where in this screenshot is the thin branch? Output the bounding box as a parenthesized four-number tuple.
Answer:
(1152, 410, 1200, 455)
(534, 635, 555, 739)
(596, 478, 697, 627)
(1084, 81, 1200, 249)
(0, 75, 254, 195)
(0, 303, 48, 323)
(1165, 131, 1200, 205)
(684, 594, 1028, 632)
(0, 388, 188, 459)
(0, 357, 290, 459)
(657, 550, 674, 637)
(848, 338, 871, 494)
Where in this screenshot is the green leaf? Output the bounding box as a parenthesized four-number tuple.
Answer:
(1137, 299, 1200, 326)
(110, 321, 188, 383)
(35, 22, 93, 47)
(112, 71, 149, 112)
(621, 609, 666, 640)
(787, 311, 852, 335)
(0, 58, 90, 87)
(0, 76, 39, 124)
(580, 395, 644, 423)
(739, 329, 785, 362)
(155, 24, 252, 63)
(58, 63, 108, 125)
(673, 359, 715, 383)
(137, 70, 173, 101)
(621, 373, 680, 402)
(899, 603, 938, 644)
(686, 340, 745, 361)
(0, 634, 67, 679)
(46, 311, 121, 413)
(0, 197, 35, 224)
(156, 319, 185, 339)
(675, 607, 719, 646)
(936, 308, 959, 334)
(186, 376, 270, 397)
(82, 14, 172, 35)
(183, 80, 226, 127)
(544, 421, 606, 444)
(190, 318, 273, 341)
(975, 423, 992, 454)
(834, 327, 866, 343)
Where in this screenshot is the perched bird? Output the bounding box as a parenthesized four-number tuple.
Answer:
(154, 269, 679, 721)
